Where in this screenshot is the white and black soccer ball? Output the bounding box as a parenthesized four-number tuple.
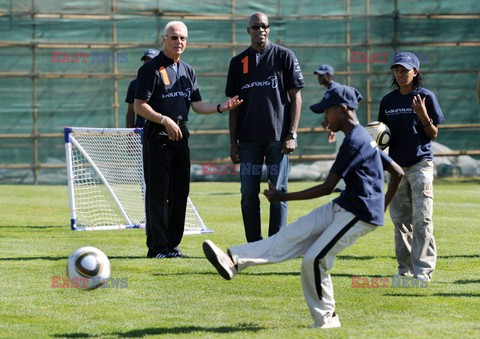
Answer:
(67, 246, 110, 289)
(365, 121, 391, 150)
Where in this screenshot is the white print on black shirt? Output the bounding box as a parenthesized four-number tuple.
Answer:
(384, 107, 413, 115)
(294, 59, 303, 80)
(241, 76, 278, 90)
(162, 88, 192, 100)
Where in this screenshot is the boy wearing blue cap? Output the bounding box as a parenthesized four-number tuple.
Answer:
(378, 52, 445, 282)
(203, 84, 404, 329)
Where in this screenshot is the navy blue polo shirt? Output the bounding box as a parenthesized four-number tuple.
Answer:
(378, 87, 445, 167)
(331, 124, 394, 226)
(327, 81, 341, 90)
(125, 79, 146, 128)
(135, 51, 202, 121)
(225, 42, 304, 142)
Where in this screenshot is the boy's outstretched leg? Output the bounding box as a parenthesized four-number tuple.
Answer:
(301, 213, 375, 328)
(203, 240, 237, 280)
(203, 204, 336, 280)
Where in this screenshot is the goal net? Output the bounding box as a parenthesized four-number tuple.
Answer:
(64, 127, 212, 234)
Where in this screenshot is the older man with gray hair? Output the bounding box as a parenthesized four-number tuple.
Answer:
(134, 21, 242, 258)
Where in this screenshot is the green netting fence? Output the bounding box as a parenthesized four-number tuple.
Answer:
(0, 0, 479, 183)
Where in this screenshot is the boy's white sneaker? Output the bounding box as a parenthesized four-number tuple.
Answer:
(203, 240, 237, 280)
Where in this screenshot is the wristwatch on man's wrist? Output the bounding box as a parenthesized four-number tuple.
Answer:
(287, 132, 297, 140)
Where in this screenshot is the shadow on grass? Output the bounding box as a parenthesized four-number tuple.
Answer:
(337, 255, 395, 260)
(52, 334, 96, 338)
(154, 271, 393, 278)
(54, 323, 264, 338)
(114, 323, 264, 337)
(201, 192, 239, 196)
(241, 271, 300, 276)
(331, 273, 392, 278)
(434, 292, 480, 298)
(454, 279, 480, 284)
(153, 270, 300, 277)
(0, 255, 147, 261)
(385, 293, 428, 297)
(339, 254, 480, 260)
(437, 254, 480, 259)
(0, 225, 61, 229)
(386, 292, 480, 298)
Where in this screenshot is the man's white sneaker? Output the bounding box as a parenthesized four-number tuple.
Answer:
(203, 240, 237, 280)
(312, 313, 341, 329)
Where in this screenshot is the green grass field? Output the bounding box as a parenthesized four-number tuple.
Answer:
(1, 180, 479, 338)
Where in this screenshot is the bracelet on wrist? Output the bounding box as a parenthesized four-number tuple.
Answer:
(422, 118, 433, 128)
(216, 104, 223, 114)
(160, 115, 166, 125)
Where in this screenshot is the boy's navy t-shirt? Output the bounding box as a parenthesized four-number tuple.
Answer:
(225, 42, 304, 142)
(135, 51, 202, 122)
(378, 87, 445, 167)
(125, 79, 146, 128)
(331, 124, 393, 226)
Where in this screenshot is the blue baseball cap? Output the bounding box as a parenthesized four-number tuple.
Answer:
(314, 64, 334, 75)
(141, 49, 159, 61)
(309, 84, 363, 113)
(391, 52, 420, 70)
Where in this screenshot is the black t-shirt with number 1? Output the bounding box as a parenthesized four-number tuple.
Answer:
(225, 42, 304, 142)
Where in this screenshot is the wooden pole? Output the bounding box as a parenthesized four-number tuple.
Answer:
(32, 0, 39, 185)
(365, 0, 372, 122)
(112, 0, 119, 128)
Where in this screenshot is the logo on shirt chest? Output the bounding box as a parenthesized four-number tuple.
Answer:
(384, 107, 413, 115)
(161, 88, 191, 100)
(241, 75, 278, 90)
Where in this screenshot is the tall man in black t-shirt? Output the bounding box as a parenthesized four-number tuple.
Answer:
(134, 21, 242, 258)
(226, 12, 304, 242)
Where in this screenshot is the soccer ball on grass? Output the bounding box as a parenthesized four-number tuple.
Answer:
(365, 121, 391, 150)
(67, 246, 110, 289)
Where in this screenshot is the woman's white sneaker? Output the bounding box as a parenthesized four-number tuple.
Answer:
(312, 313, 341, 329)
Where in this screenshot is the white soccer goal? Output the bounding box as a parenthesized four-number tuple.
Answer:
(64, 127, 212, 234)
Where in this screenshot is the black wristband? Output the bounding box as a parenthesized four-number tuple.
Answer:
(216, 104, 223, 114)
(422, 118, 433, 128)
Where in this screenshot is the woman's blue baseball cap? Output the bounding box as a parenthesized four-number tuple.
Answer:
(391, 52, 420, 70)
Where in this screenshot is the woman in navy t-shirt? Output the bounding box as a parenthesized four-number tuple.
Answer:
(378, 52, 446, 282)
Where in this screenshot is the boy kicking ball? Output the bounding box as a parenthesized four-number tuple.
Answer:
(203, 84, 404, 329)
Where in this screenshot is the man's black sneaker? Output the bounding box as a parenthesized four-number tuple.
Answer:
(169, 247, 189, 258)
(152, 251, 178, 259)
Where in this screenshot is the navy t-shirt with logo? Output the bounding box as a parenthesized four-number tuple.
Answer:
(331, 125, 394, 226)
(378, 87, 445, 167)
(225, 42, 304, 142)
(135, 51, 202, 122)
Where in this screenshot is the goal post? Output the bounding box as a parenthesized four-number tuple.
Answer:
(64, 127, 212, 234)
